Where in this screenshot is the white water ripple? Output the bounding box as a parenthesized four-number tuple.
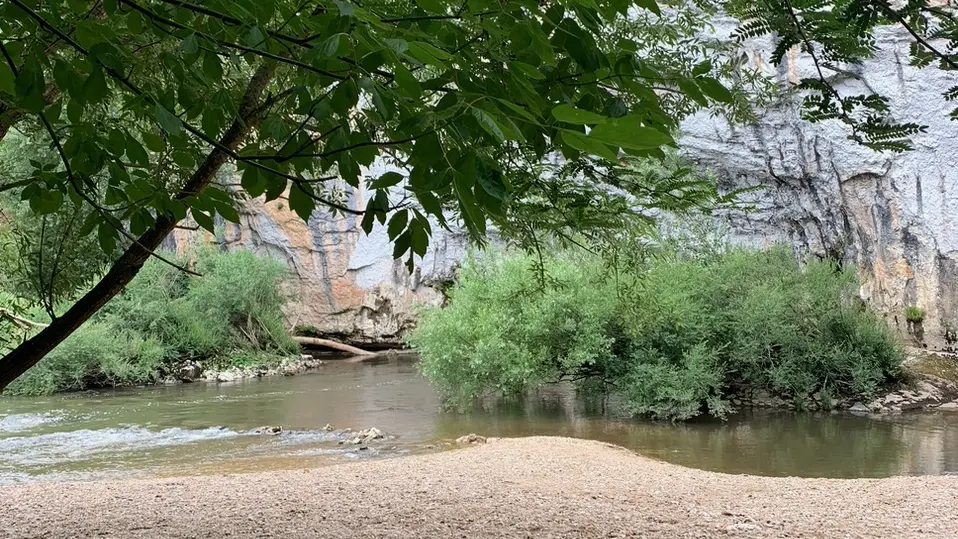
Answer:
(0, 426, 243, 466)
(0, 413, 62, 433)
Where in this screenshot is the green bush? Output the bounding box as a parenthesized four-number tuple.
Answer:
(410, 246, 904, 421)
(4, 248, 298, 395)
(4, 323, 166, 395)
(102, 247, 298, 365)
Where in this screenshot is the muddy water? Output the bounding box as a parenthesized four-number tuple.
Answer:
(2, 355, 958, 484)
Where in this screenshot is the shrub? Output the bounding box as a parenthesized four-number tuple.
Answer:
(4, 323, 165, 395)
(4, 248, 298, 395)
(410, 245, 904, 421)
(102, 247, 298, 363)
(905, 306, 925, 323)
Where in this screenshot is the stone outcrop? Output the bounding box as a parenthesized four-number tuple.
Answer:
(682, 18, 958, 350)
(168, 20, 958, 350)
(163, 181, 469, 346)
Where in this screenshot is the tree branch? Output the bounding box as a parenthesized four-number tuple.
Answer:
(0, 63, 276, 391)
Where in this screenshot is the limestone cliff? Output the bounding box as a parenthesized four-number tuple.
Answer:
(170, 21, 958, 349)
(682, 19, 958, 349)
(164, 182, 470, 346)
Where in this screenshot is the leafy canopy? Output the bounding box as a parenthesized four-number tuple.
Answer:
(0, 0, 740, 272)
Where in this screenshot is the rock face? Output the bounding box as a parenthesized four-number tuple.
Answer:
(163, 177, 470, 346)
(681, 18, 958, 350)
(168, 20, 958, 349)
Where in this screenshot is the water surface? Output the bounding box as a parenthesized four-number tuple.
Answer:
(2, 355, 958, 484)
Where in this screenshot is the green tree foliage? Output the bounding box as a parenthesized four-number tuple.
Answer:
(0, 0, 755, 387)
(410, 243, 904, 421)
(727, 0, 958, 152)
(101, 247, 298, 358)
(3, 247, 297, 395)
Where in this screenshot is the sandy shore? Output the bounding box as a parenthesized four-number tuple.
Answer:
(1, 436, 956, 538)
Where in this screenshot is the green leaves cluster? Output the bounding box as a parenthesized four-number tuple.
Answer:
(411, 244, 904, 421)
(0, 0, 742, 275)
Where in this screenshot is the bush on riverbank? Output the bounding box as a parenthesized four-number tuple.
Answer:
(410, 246, 905, 420)
(4, 248, 298, 395)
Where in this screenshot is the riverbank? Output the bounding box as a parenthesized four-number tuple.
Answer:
(1, 437, 956, 539)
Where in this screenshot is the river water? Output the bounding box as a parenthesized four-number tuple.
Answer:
(2, 355, 958, 485)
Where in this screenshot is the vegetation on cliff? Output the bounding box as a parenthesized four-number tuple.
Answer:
(411, 242, 904, 421)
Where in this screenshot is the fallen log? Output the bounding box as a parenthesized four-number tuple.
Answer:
(293, 336, 374, 356)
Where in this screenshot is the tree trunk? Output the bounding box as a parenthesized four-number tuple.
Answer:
(293, 336, 374, 356)
(0, 65, 273, 391)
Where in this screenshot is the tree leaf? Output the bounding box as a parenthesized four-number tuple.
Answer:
(171, 151, 195, 169)
(552, 104, 607, 124)
(370, 171, 404, 189)
(15, 62, 46, 112)
(394, 65, 421, 98)
(387, 210, 408, 240)
(81, 65, 108, 105)
(106, 128, 127, 156)
(0, 62, 14, 95)
(241, 166, 266, 198)
(509, 61, 545, 81)
(587, 116, 673, 150)
(410, 218, 429, 257)
(334, 0, 354, 17)
(417, 0, 446, 13)
(142, 132, 166, 152)
(192, 209, 215, 233)
(288, 183, 316, 222)
(126, 136, 150, 166)
(180, 33, 199, 55)
(471, 108, 504, 143)
(392, 229, 412, 258)
(214, 200, 240, 223)
(202, 51, 223, 82)
(97, 222, 117, 254)
(318, 34, 343, 57)
(263, 172, 287, 202)
(559, 129, 618, 161)
(696, 76, 734, 103)
(155, 104, 183, 135)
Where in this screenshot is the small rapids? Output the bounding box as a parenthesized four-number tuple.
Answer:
(0, 413, 62, 433)
(2, 356, 958, 484)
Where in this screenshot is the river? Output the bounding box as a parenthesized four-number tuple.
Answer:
(2, 355, 958, 485)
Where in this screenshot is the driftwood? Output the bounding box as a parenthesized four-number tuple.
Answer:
(293, 336, 374, 356)
(0, 309, 48, 329)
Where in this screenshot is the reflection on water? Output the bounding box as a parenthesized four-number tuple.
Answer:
(1, 355, 958, 484)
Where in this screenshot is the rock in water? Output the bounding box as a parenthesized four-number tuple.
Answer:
(455, 433, 487, 444)
(849, 402, 870, 414)
(254, 426, 283, 435)
(322, 423, 334, 431)
(177, 362, 202, 382)
(354, 427, 386, 444)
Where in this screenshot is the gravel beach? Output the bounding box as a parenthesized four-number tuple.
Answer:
(1, 436, 956, 538)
